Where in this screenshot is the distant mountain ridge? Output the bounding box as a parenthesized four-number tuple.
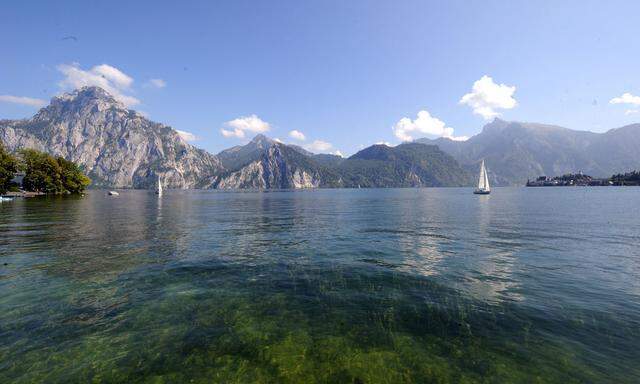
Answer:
(211, 135, 472, 188)
(0, 87, 471, 189)
(418, 119, 640, 185)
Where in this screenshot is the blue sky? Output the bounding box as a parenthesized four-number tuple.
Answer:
(1, 0, 639, 155)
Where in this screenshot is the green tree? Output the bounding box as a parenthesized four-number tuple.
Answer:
(0, 143, 18, 194)
(19, 149, 91, 194)
(57, 156, 91, 193)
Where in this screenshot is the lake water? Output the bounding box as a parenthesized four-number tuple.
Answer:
(0, 188, 639, 383)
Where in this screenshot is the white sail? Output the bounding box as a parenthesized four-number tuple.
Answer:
(483, 161, 490, 191)
(478, 160, 487, 190)
(156, 178, 163, 195)
(474, 160, 490, 194)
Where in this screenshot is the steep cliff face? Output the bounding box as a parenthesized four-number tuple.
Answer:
(0, 87, 222, 188)
(214, 141, 326, 189)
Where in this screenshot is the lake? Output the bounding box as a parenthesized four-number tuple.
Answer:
(1, 188, 639, 383)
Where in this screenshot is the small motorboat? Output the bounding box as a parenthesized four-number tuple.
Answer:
(0, 196, 14, 202)
(108, 191, 120, 196)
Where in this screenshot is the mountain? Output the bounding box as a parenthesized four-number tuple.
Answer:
(418, 119, 640, 185)
(0, 87, 222, 188)
(216, 134, 278, 170)
(0, 86, 473, 189)
(337, 143, 472, 187)
(211, 135, 340, 189)
(214, 138, 472, 188)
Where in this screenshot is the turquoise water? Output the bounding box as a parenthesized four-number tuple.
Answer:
(1, 188, 639, 383)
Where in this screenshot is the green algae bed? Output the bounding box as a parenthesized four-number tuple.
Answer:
(2, 265, 637, 383)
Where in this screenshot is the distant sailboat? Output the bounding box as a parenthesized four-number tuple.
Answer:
(155, 178, 163, 196)
(473, 160, 491, 195)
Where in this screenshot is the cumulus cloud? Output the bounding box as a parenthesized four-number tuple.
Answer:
(175, 129, 197, 142)
(392, 110, 468, 142)
(288, 129, 306, 141)
(610, 93, 640, 106)
(146, 78, 167, 89)
(220, 128, 242, 138)
(0, 94, 47, 107)
(220, 114, 270, 139)
(92, 64, 133, 88)
(305, 140, 333, 153)
(57, 63, 140, 106)
(460, 75, 517, 119)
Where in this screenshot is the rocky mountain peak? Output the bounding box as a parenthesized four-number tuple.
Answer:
(33, 86, 129, 123)
(249, 133, 276, 148)
(1, 86, 222, 188)
(53, 86, 124, 109)
(480, 118, 511, 134)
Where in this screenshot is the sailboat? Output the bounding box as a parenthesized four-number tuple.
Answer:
(473, 160, 491, 195)
(155, 178, 163, 196)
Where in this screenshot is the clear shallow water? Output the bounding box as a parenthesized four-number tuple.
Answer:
(0, 188, 639, 383)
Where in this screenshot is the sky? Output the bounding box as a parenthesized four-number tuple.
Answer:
(1, 0, 640, 156)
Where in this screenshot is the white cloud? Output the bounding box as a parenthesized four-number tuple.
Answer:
(625, 109, 639, 115)
(57, 63, 140, 106)
(288, 129, 306, 141)
(392, 110, 467, 142)
(610, 93, 640, 106)
(0, 95, 47, 107)
(220, 128, 244, 138)
(460, 75, 517, 119)
(146, 78, 167, 89)
(221, 114, 270, 139)
(273, 138, 284, 143)
(305, 140, 333, 153)
(448, 135, 469, 141)
(334, 150, 344, 157)
(375, 141, 393, 146)
(176, 129, 197, 142)
(92, 64, 133, 88)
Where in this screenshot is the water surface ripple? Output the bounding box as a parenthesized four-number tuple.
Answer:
(0, 188, 638, 383)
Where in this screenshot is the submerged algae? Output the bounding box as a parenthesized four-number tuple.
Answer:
(2, 264, 634, 383)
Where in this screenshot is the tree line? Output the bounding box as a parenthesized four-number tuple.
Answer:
(0, 143, 91, 194)
(610, 171, 640, 186)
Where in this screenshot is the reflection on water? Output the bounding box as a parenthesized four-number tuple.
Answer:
(0, 187, 639, 383)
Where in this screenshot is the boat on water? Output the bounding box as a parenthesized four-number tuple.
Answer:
(474, 160, 491, 195)
(108, 191, 119, 196)
(0, 196, 14, 202)
(155, 178, 163, 196)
